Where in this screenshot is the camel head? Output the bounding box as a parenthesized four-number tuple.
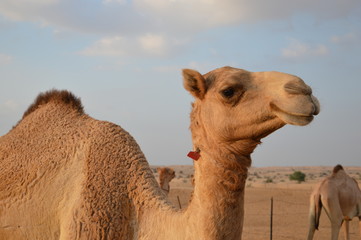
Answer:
(157, 167, 176, 182)
(183, 66, 320, 148)
(157, 167, 176, 193)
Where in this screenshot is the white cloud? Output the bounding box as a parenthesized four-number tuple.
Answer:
(133, 0, 361, 30)
(281, 39, 329, 59)
(0, 0, 359, 58)
(79, 33, 183, 58)
(133, 0, 244, 29)
(138, 34, 168, 56)
(0, 0, 58, 22)
(0, 0, 359, 35)
(331, 32, 360, 45)
(0, 53, 13, 65)
(79, 36, 128, 56)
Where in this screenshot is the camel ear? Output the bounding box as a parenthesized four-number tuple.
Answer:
(182, 69, 206, 100)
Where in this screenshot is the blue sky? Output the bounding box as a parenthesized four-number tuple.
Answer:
(0, 0, 360, 167)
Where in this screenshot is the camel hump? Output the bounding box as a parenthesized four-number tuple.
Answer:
(22, 89, 84, 119)
(333, 164, 344, 174)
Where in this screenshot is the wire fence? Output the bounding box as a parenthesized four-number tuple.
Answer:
(244, 197, 310, 240)
(242, 195, 360, 240)
(172, 187, 361, 240)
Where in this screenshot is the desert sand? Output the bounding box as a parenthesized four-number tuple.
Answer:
(151, 165, 361, 240)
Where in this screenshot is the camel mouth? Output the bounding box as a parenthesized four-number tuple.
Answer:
(270, 103, 315, 126)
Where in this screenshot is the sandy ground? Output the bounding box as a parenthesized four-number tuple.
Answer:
(151, 165, 361, 240)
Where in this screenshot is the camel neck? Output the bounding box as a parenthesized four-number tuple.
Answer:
(135, 145, 252, 239)
(160, 181, 170, 193)
(185, 141, 254, 239)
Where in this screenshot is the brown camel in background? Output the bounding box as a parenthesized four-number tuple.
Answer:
(307, 164, 361, 240)
(0, 66, 319, 239)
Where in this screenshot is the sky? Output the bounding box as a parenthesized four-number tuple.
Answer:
(0, 0, 360, 167)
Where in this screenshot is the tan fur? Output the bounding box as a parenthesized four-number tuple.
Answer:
(0, 66, 319, 240)
(157, 167, 175, 194)
(307, 165, 361, 240)
(0, 90, 169, 239)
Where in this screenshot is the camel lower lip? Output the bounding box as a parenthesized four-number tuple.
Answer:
(293, 115, 314, 122)
(270, 103, 313, 118)
(270, 103, 314, 126)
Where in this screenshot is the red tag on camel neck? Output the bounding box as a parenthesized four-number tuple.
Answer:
(187, 151, 201, 160)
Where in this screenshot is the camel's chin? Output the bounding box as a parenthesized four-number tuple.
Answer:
(270, 103, 315, 126)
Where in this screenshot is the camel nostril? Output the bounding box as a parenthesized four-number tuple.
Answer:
(284, 81, 312, 95)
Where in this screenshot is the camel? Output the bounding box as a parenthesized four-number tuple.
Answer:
(307, 165, 361, 240)
(157, 167, 175, 194)
(0, 66, 319, 239)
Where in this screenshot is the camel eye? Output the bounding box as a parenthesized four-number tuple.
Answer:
(221, 87, 235, 98)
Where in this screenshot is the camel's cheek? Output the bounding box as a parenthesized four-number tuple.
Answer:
(200, 103, 243, 141)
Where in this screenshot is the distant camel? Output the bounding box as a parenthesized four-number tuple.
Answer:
(307, 164, 361, 240)
(157, 167, 175, 194)
(0, 66, 319, 239)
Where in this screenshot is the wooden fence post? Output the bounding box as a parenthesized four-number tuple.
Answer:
(177, 196, 182, 209)
(270, 197, 273, 240)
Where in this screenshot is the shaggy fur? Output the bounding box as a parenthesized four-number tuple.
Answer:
(22, 89, 84, 119)
(0, 66, 319, 240)
(307, 165, 361, 240)
(333, 164, 344, 174)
